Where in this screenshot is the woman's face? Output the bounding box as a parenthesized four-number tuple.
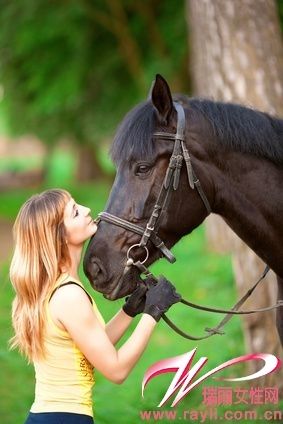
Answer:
(63, 198, 97, 246)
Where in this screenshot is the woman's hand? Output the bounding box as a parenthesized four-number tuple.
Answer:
(122, 283, 148, 317)
(143, 275, 181, 322)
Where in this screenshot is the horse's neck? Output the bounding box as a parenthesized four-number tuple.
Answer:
(213, 152, 283, 275)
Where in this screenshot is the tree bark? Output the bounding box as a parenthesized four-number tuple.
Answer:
(76, 144, 107, 182)
(187, 0, 283, 373)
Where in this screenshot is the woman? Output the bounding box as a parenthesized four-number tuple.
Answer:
(9, 188, 180, 424)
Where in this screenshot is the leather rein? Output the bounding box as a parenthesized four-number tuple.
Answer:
(98, 102, 283, 340)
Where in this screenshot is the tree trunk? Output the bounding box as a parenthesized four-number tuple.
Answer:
(76, 144, 107, 182)
(187, 0, 283, 374)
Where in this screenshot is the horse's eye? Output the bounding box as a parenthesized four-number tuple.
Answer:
(135, 163, 151, 176)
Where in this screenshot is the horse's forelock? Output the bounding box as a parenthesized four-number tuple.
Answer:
(110, 101, 156, 165)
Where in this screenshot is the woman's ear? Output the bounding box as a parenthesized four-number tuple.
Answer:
(151, 74, 173, 125)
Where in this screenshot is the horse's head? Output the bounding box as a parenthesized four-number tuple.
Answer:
(84, 75, 214, 299)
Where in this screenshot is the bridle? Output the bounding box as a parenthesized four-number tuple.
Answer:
(99, 103, 211, 269)
(97, 102, 283, 341)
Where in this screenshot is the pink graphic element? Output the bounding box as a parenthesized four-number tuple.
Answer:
(142, 348, 281, 407)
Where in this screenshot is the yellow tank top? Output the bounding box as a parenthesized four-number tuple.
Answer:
(30, 273, 105, 417)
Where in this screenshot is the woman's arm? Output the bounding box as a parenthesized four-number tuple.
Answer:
(106, 283, 148, 344)
(105, 309, 133, 345)
(55, 284, 157, 384)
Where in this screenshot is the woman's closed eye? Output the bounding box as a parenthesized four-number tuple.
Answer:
(74, 209, 79, 217)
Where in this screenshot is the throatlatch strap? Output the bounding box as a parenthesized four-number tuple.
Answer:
(49, 282, 93, 305)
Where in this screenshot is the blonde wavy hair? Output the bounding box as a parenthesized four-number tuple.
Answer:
(9, 188, 71, 363)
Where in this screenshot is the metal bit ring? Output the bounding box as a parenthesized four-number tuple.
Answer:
(126, 244, 149, 265)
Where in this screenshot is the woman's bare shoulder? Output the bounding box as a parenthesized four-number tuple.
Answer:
(48, 283, 92, 331)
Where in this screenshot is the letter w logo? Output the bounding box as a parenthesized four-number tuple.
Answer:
(141, 348, 280, 407)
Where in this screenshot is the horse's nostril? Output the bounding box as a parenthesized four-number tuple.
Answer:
(84, 256, 109, 291)
(89, 259, 102, 280)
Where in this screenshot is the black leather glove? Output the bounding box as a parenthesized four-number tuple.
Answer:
(122, 283, 148, 317)
(144, 275, 181, 322)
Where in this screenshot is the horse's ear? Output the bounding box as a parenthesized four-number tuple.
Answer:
(151, 74, 173, 125)
(147, 79, 155, 100)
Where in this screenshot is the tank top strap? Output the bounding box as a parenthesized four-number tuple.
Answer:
(47, 274, 105, 328)
(49, 281, 93, 305)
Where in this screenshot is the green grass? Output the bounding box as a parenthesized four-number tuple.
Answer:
(0, 156, 42, 173)
(0, 182, 281, 424)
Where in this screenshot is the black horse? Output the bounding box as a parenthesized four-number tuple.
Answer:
(84, 74, 283, 344)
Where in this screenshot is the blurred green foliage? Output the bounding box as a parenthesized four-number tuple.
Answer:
(278, 0, 283, 24)
(0, 0, 282, 152)
(0, 0, 187, 147)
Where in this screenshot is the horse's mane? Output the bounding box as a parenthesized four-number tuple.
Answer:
(189, 97, 283, 164)
(110, 97, 283, 165)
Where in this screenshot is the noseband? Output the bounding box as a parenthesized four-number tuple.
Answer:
(97, 102, 283, 341)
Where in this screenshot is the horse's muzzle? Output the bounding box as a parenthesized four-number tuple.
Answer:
(84, 257, 110, 293)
